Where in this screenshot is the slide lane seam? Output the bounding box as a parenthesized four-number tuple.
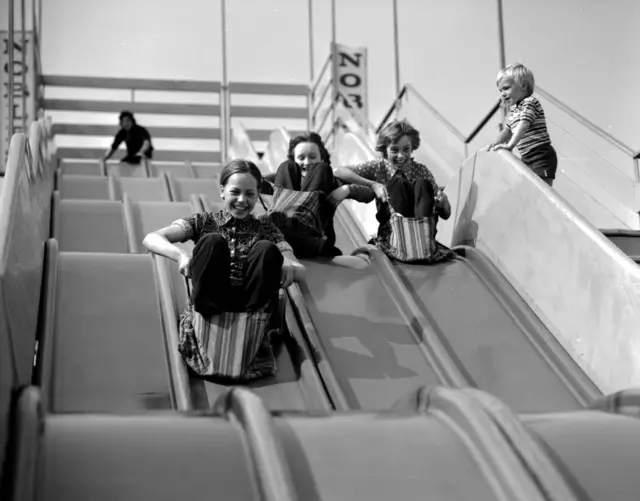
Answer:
(335, 204, 475, 388)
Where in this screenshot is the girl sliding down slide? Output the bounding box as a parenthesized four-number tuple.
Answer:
(335, 119, 456, 264)
(263, 132, 373, 258)
(143, 159, 305, 381)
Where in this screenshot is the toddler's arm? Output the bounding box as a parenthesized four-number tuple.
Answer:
(503, 121, 529, 150)
(489, 127, 512, 150)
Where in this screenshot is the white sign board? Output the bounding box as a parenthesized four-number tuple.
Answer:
(1, 31, 35, 174)
(332, 43, 368, 121)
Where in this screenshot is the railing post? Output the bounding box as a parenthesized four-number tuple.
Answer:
(21, 0, 27, 131)
(220, 0, 229, 163)
(330, 0, 338, 139)
(30, 0, 38, 123)
(392, 0, 401, 98)
(308, 0, 314, 83)
(8, 0, 16, 138)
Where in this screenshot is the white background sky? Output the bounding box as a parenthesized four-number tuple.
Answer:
(1, 0, 639, 148)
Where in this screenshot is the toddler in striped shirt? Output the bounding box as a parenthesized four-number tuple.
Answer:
(490, 63, 558, 187)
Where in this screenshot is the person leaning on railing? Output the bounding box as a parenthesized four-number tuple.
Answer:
(489, 63, 558, 187)
(102, 110, 154, 166)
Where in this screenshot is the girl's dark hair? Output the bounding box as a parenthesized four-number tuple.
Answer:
(287, 132, 331, 167)
(119, 110, 136, 124)
(219, 159, 263, 188)
(375, 119, 421, 158)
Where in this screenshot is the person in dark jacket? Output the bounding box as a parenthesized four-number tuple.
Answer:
(103, 110, 154, 165)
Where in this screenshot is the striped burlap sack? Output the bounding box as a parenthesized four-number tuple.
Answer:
(178, 280, 282, 381)
(381, 204, 437, 262)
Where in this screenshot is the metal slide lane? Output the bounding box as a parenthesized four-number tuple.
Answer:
(51, 192, 129, 253)
(128, 193, 332, 412)
(324, 125, 601, 412)
(36, 238, 175, 413)
(110, 174, 172, 201)
(148, 161, 195, 179)
(56, 172, 110, 200)
(38, 412, 260, 501)
(331, 194, 600, 412)
(31, 385, 568, 501)
(166, 174, 221, 203)
(272, 389, 550, 501)
(245, 190, 469, 411)
(391, 245, 602, 412)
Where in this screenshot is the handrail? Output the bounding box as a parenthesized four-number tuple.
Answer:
(152, 254, 194, 411)
(402, 84, 467, 142)
(377, 86, 408, 133)
(465, 99, 502, 144)
(215, 388, 298, 501)
(536, 86, 639, 159)
(311, 55, 332, 96)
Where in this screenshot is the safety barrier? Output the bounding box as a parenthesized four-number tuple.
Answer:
(0, 118, 54, 473)
(439, 149, 640, 393)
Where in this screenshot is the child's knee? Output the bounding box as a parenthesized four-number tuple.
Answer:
(313, 161, 333, 176)
(193, 233, 227, 255)
(278, 160, 299, 173)
(414, 178, 435, 196)
(254, 240, 283, 265)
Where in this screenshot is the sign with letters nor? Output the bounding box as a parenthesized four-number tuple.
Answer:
(0, 31, 35, 174)
(332, 43, 368, 121)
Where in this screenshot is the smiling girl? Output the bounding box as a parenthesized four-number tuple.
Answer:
(268, 132, 372, 257)
(143, 159, 305, 318)
(334, 119, 451, 221)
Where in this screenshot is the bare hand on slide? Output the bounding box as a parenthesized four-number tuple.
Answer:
(373, 182, 388, 203)
(280, 260, 295, 288)
(178, 253, 192, 278)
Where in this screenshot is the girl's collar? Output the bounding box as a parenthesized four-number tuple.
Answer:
(220, 208, 255, 225)
(383, 157, 413, 174)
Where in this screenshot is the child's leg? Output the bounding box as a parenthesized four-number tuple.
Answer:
(242, 240, 284, 311)
(412, 178, 436, 218)
(301, 162, 335, 194)
(274, 160, 302, 190)
(522, 144, 558, 188)
(190, 233, 233, 317)
(386, 172, 414, 217)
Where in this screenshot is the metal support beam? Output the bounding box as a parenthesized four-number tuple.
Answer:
(392, 0, 401, 98)
(220, 0, 229, 163)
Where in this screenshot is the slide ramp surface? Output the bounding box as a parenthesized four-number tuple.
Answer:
(264, 127, 601, 412)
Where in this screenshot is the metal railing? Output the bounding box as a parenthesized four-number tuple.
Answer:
(378, 84, 502, 159)
(535, 86, 640, 183)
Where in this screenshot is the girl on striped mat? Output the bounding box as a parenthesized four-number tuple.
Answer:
(143, 159, 305, 381)
(334, 119, 455, 264)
